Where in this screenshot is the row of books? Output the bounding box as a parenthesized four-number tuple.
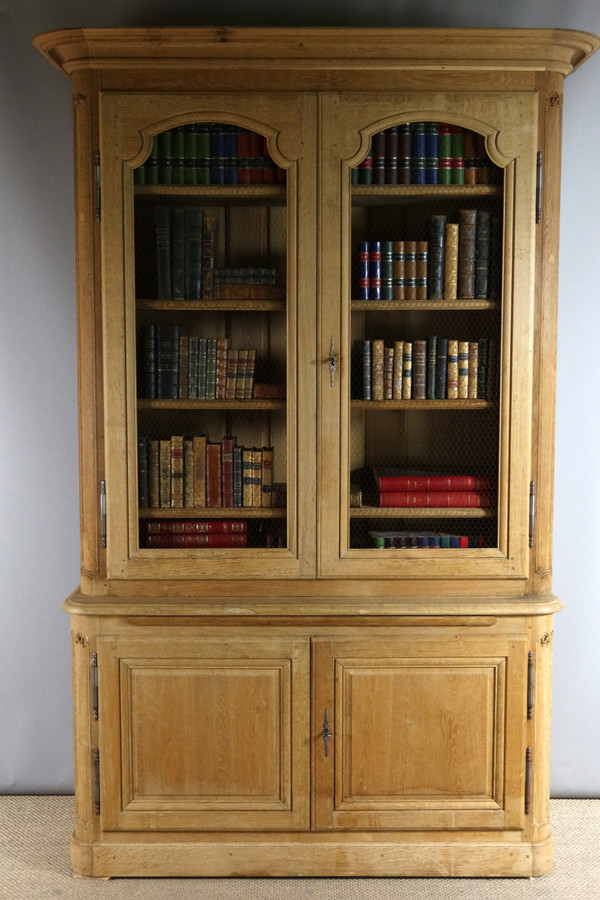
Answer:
(369, 470, 494, 509)
(143, 518, 248, 548)
(369, 530, 489, 549)
(355, 209, 495, 301)
(351, 124, 500, 186)
(134, 124, 286, 186)
(138, 435, 276, 509)
(353, 336, 497, 401)
(138, 326, 260, 401)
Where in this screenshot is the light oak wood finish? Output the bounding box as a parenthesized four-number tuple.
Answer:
(35, 27, 598, 878)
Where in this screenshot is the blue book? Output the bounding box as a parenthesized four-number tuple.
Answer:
(424, 122, 439, 184)
(411, 122, 426, 184)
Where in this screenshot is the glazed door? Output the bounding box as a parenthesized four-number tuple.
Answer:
(98, 633, 310, 831)
(313, 634, 529, 831)
(318, 91, 538, 583)
(100, 91, 317, 580)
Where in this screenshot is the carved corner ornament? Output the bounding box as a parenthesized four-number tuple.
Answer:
(539, 631, 553, 647)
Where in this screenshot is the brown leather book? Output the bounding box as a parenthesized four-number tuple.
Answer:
(392, 240, 405, 300)
(184, 439, 194, 506)
(261, 446, 273, 507)
(206, 441, 222, 507)
(393, 341, 404, 399)
(458, 341, 469, 399)
(412, 339, 427, 399)
(159, 439, 171, 508)
(170, 435, 184, 508)
(447, 339, 459, 399)
(242, 448, 254, 506)
(215, 337, 229, 400)
(444, 223, 459, 300)
(221, 437, 235, 507)
(402, 341, 412, 399)
(252, 449, 263, 507)
(384, 346, 394, 399)
(148, 439, 160, 508)
(192, 435, 207, 507)
(416, 240, 428, 301)
(458, 209, 477, 298)
(371, 339, 384, 400)
(404, 240, 417, 301)
(468, 341, 479, 399)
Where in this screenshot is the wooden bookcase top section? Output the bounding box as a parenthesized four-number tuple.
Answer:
(34, 27, 599, 83)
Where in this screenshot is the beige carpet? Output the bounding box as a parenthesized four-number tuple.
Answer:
(0, 797, 598, 899)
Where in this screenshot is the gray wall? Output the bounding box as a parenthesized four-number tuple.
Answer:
(1, 0, 599, 795)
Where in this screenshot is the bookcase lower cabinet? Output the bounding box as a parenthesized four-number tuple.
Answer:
(69, 611, 554, 878)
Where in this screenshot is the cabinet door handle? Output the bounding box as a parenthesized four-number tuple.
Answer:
(322, 708, 332, 756)
(328, 337, 338, 388)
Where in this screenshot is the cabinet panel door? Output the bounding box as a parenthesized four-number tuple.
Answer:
(100, 91, 317, 581)
(313, 635, 528, 831)
(98, 634, 310, 831)
(318, 91, 537, 583)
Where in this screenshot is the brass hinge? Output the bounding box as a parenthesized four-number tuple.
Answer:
(527, 650, 534, 720)
(529, 481, 536, 549)
(100, 480, 106, 549)
(525, 747, 532, 815)
(93, 748, 100, 814)
(535, 151, 543, 224)
(93, 150, 101, 222)
(90, 652, 98, 721)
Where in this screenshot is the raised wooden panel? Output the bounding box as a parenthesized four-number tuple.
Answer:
(99, 634, 310, 831)
(313, 636, 527, 831)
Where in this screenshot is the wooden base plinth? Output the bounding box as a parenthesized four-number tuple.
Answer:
(71, 833, 553, 879)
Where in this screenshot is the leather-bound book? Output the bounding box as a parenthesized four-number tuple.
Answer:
(184, 439, 194, 507)
(215, 337, 229, 400)
(237, 127, 251, 184)
(398, 124, 411, 184)
(187, 336, 199, 399)
(464, 131, 477, 185)
(178, 335, 189, 399)
(357, 148, 373, 184)
(458, 341, 469, 398)
(381, 241, 393, 300)
(196, 338, 207, 399)
(384, 347, 394, 399)
(475, 209, 491, 299)
(244, 349, 256, 399)
(236, 348, 248, 399)
(261, 446, 273, 507)
(171, 126, 185, 185)
(450, 126, 465, 184)
(221, 437, 235, 507)
(371, 339, 385, 400)
(424, 122, 439, 184)
(247, 130, 262, 184)
(402, 341, 412, 399)
(233, 445, 243, 507)
(138, 437, 149, 509)
(225, 350, 239, 400)
(209, 122, 226, 184)
(369, 240, 382, 300)
(242, 448, 254, 506)
(170, 435, 184, 509)
(184, 208, 203, 300)
(357, 240, 370, 300)
(362, 340, 372, 400)
(427, 335, 437, 399)
(379, 491, 493, 508)
(157, 129, 173, 185)
(196, 123, 210, 185)
(427, 215, 447, 299)
(159, 439, 171, 508)
(155, 205, 172, 300)
(392, 240, 405, 300)
(438, 124, 452, 185)
(372, 130, 386, 185)
(252, 449, 263, 507)
(202, 216, 217, 299)
(192, 435, 207, 507)
(223, 124, 238, 185)
(156, 324, 180, 399)
(184, 124, 198, 186)
(171, 208, 185, 301)
(411, 122, 426, 184)
(138, 323, 156, 398)
(447, 339, 459, 399)
(385, 126, 399, 184)
(458, 209, 477, 298)
(416, 241, 428, 300)
(435, 337, 448, 399)
(477, 337, 489, 399)
(475, 133, 491, 184)
(468, 341, 479, 399)
(412, 339, 427, 399)
(146, 519, 247, 535)
(206, 441, 222, 507)
(404, 240, 417, 301)
(146, 532, 247, 548)
(205, 338, 217, 399)
(393, 341, 404, 399)
(444, 223, 459, 300)
(146, 134, 159, 185)
(148, 439, 160, 508)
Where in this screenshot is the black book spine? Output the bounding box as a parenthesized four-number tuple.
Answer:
(138, 436, 149, 508)
(372, 130, 386, 185)
(139, 323, 157, 398)
(184, 209, 204, 300)
(157, 324, 180, 399)
(155, 205, 172, 300)
(398, 124, 411, 184)
(475, 209, 491, 299)
(385, 126, 399, 185)
(435, 337, 448, 399)
(427, 214, 447, 299)
(427, 335, 437, 400)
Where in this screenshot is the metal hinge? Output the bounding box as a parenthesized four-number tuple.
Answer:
(100, 481, 106, 549)
(535, 151, 543, 224)
(93, 748, 100, 814)
(93, 150, 101, 222)
(90, 652, 98, 721)
(529, 481, 536, 549)
(525, 747, 532, 815)
(527, 650, 534, 720)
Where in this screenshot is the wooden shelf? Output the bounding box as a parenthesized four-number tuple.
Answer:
(138, 399, 286, 410)
(140, 507, 286, 519)
(350, 506, 495, 519)
(137, 299, 286, 312)
(351, 399, 495, 410)
(351, 299, 499, 311)
(135, 184, 286, 203)
(351, 184, 502, 203)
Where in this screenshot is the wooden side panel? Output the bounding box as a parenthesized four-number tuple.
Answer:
(313, 635, 528, 831)
(98, 634, 310, 831)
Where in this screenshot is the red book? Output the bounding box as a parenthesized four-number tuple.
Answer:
(377, 475, 493, 492)
(206, 442, 222, 507)
(145, 519, 247, 534)
(378, 491, 493, 508)
(145, 532, 247, 548)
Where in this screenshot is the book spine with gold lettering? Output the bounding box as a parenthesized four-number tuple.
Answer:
(393, 341, 404, 399)
(371, 339, 385, 401)
(404, 240, 417, 301)
(392, 240, 405, 300)
(184, 439, 194, 507)
(159, 439, 171, 508)
(416, 241, 428, 300)
(384, 346, 394, 400)
(444, 223, 459, 300)
(458, 341, 469, 399)
(458, 209, 477, 299)
(468, 341, 479, 399)
(206, 442, 222, 508)
(261, 447, 273, 507)
(402, 341, 412, 399)
(170, 435, 185, 509)
(412, 340, 427, 399)
(447, 339, 459, 399)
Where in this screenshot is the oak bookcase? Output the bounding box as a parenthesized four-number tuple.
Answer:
(35, 27, 599, 878)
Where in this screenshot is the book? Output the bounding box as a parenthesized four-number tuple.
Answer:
(178, 335, 189, 399)
(171, 126, 185, 185)
(170, 435, 184, 509)
(357, 148, 373, 184)
(357, 241, 369, 300)
(184, 124, 198, 185)
(206, 442, 222, 507)
(244, 349, 256, 399)
(444, 223, 459, 300)
(385, 126, 399, 184)
(184, 439, 194, 507)
(404, 240, 417, 301)
(392, 341, 403, 400)
(145, 518, 247, 534)
(435, 337, 448, 399)
(138, 437, 149, 508)
(156, 324, 180, 399)
(371, 339, 384, 400)
(375, 474, 494, 491)
(372, 130, 386, 185)
(209, 122, 226, 184)
(202, 216, 217, 299)
(402, 341, 412, 399)
(369, 240, 381, 300)
(412, 339, 427, 399)
(458, 340, 469, 399)
(426, 335, 437, 400)
(458, 209, 477, 298)
(221, 437, 235, 507)
(233, 445, 243, 507)
(215, 337, 229, 400)
(155, 206, 172, 299)
(427, 215, 446, 299)
(184, 208, 204, 300)
(438, 124, 452, 185)
(196, 123, 211, 184)
(148, 439, 160, 507)
(139, 324, 157, 398)
(411, 122, 425, 184)
(225, 350, 239, 399)
(424, 122, 439, 184)
(446, 339, 459, 399)
(468, 341, 479, 399)
(157, 130, 173, 185)
(242, 448, 254, 506)
(475, 209, 491, 299)
(261, 446, 273, 507)
(146, 532, 247, 548)
(416, 241, 428, 301)
(159, 439, 171, 508)
(378, 491, 493, 508)
(187, 336, 199, 399)
(172, 208, 185, 301)
(392, 240, 405, 300)
(450, 126, 465, 184)
(252, 449, 263, 507)
(381, 241, 393, 300)
(384, 346, 394, 400)
(192, 435, 207, 507)
(464, 130, 477, 185)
